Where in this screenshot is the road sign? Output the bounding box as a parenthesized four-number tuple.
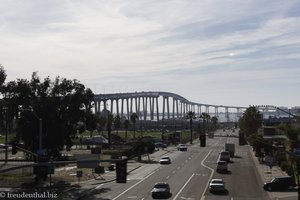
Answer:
(75, 154, 100, 168)
(47, 165, 55, 174)
(37, 149, 46, 156)
(100, 154, 111, 167)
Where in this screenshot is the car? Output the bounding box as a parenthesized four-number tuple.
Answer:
(216, 160, 228, 173)
(209, 179, 225, 192)
(151, 182, 171, 198)
(159, 156, 171, 164)
(155, 142, 167, 149)
(263, 176, 296, 191)
(219, 151, 230, 162)
(177, 144, 187, 151)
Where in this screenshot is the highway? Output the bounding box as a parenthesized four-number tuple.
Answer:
(82, 129, 270, 200)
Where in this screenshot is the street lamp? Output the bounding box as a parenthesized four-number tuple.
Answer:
(2, 107, 8, 163)
(19, 107, 43, 153)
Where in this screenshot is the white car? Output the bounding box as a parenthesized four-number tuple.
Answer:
(159, 156, 171, 164)
(177, 144, 187, 151)
(209, 179, 225, 192)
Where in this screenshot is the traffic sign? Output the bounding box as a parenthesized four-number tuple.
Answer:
(47, 165, 55, 174)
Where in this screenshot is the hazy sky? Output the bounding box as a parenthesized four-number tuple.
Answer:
(1, 0, 299, 108)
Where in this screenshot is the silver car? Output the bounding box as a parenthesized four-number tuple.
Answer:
(159, 156, 171, 164)
(209, 179, 225, 192)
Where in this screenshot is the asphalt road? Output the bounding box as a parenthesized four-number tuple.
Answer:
(81, 130, 270, 200)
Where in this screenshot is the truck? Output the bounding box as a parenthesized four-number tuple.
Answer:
(225, 143, 235, 158)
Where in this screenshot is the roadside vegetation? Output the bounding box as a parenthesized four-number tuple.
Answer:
(239, 106, 300, 185)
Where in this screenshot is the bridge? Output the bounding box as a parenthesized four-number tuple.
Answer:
(94, 91, 248, 122)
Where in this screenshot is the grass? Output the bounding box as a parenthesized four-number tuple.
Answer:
(75, 129, 194, 144)
(0, 133, 16, 144)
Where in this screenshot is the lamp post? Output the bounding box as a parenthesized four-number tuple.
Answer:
(2, 107, 8, 163)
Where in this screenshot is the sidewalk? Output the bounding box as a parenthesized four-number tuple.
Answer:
(58, 148, 172, 200)
(251, 150, 298, 200)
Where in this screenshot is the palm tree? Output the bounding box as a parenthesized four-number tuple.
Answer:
(200, 112, 211, 134)
(186, 111, 196, 144)
(239, 106, 262, 137)
(130, 113, 139, 139)
(211, 116, 219, 130)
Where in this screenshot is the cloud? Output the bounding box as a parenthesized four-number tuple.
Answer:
(0, 0, 299, 107)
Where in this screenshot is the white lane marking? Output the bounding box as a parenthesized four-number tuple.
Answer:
(112, 170, 156, 200)
(200, 150, 214, 200)
(95, 184, 103, 189)
(172, 173, 195, 200)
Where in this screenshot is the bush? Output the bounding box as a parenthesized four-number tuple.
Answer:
(280, 161, 293, 176)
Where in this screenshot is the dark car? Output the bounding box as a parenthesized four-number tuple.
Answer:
(219, 151, 230, 162)
(263, 176, 296, 191)
(216, 160, 228, 173)
(155, 142, 167, 149)
(151, 182, 171, 198)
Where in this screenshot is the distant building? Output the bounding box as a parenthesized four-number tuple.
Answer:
(259, 126, 287, 140)
(263, 116, 290, 126)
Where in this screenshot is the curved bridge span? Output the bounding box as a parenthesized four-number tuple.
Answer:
(94, 91, 248, 122)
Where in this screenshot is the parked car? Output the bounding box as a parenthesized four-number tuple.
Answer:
(177, 144, 188, 151)
(151, 182, 171, 198)
(216, 160, 228, 173)
(159, 156, 171, 164)
(263, 176, 296, 191)
(209, 179, 225, 192)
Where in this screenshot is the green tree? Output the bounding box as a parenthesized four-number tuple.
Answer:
(133, 140, 155, 161)
(5, 72, 94, 156)
(239, 106, 263, 137)
(211, 116, 219, 130)
(114, 114, 121, 135)
(107, 112, 114, 148)
(98, 115, 107, 135)
(0, 64, 7, 87)
(130, 113, 138, 139)
(278, 124, 300, 151)
(186, 111, 196, 144)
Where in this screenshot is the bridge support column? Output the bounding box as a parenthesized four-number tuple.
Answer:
(126, 98, 130, 119)
(116, 99, 119, 116)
